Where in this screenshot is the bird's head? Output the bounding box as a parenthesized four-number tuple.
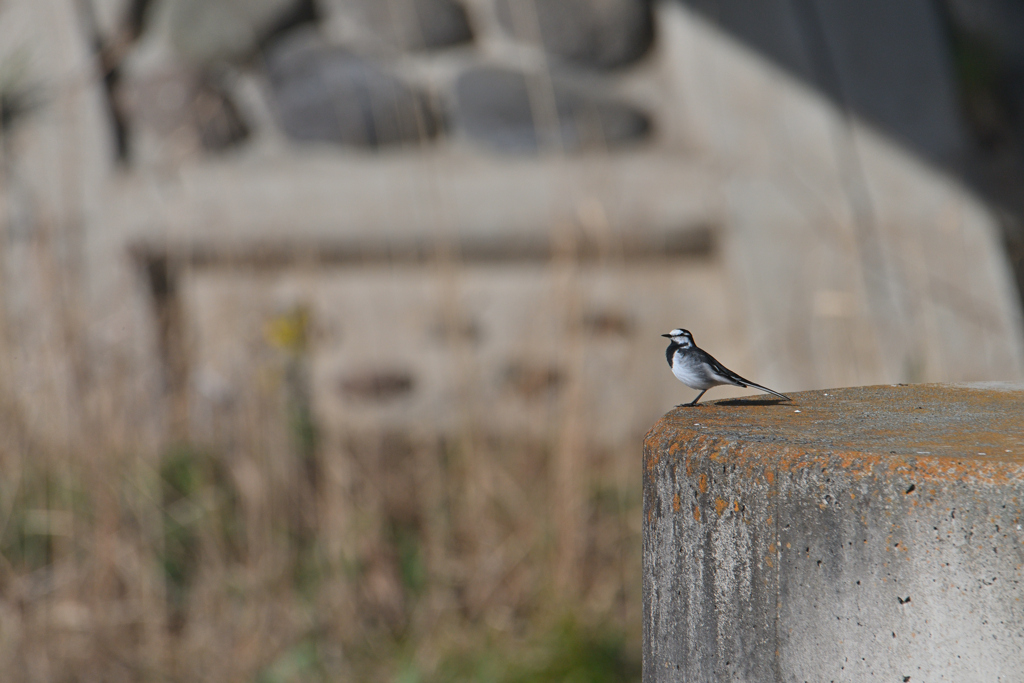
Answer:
(661, 328, 694, 348)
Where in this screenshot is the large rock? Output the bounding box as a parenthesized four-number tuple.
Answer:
(120, 69, 250, 155)
(454, 66, 650, 152)
(264, 30, 442, 146)
(317, 0, 472, 52)
(495, 0, 654, 69)
(156, 0, 306, 64)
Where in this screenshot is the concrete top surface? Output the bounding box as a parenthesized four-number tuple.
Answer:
(648, 383, 1024, 479)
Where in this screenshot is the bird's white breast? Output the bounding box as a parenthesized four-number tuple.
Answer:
(671, 350, 720, 390)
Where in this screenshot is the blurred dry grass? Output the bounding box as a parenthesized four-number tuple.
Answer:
(0, 239, 644, 682)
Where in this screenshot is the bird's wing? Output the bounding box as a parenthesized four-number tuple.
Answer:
(693, 348, 749, 387)
(697, 349, 790, 400)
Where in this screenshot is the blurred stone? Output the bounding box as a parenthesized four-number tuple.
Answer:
(264, 30, 442, 146)
(317, 0, 472, 52)
(120, 69, 249, 153)
(191, 77, 251, 150)
(504, 362, 563, 399)
(495, 0, 654, 69)
(339, 370, 415, 401)
(581, 310, 633, 336)
(158, 0, 305, 64)
(454, 66, 650, 153)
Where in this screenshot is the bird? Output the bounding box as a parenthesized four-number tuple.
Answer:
(662, 328, 790, 406)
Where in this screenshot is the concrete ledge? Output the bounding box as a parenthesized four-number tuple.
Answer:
(643, 384, 1024, 683)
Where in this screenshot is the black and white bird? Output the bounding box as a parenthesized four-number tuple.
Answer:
(662, 328, 790, 406)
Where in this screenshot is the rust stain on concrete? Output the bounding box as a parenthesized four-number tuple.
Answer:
(672, 493, 681, 512)
(715, 497, 728, 516)
(698, 473, 709, 493)
(693, 505, 701, 522)
(644, 438, 661, 473)
(652, 384, 1024, 485)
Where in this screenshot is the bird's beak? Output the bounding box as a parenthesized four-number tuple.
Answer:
(661, 333, 672, 338)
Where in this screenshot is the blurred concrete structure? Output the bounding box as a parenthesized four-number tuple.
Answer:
(643, 383, 1024, 682)
(680, 0, 969, 164)
(0, 0, 1022, 452)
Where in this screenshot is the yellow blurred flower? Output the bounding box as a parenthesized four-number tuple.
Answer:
(264, 305, 310, 354)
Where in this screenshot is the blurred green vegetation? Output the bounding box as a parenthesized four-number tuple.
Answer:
(251, 616, 640, 683)
(428, 618, 640, 683)
(159, 443, 245, 625)
(0, 467, 90, 572)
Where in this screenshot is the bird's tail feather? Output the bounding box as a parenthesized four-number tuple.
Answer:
(742, 381, 790, 401)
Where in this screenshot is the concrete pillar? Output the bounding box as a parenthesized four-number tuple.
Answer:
(643, 383, 1024, 682)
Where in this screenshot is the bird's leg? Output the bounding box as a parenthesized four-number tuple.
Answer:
(682, 389, 707, 407)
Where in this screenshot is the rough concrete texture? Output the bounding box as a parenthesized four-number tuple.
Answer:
(643, 383, 1024, 682)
